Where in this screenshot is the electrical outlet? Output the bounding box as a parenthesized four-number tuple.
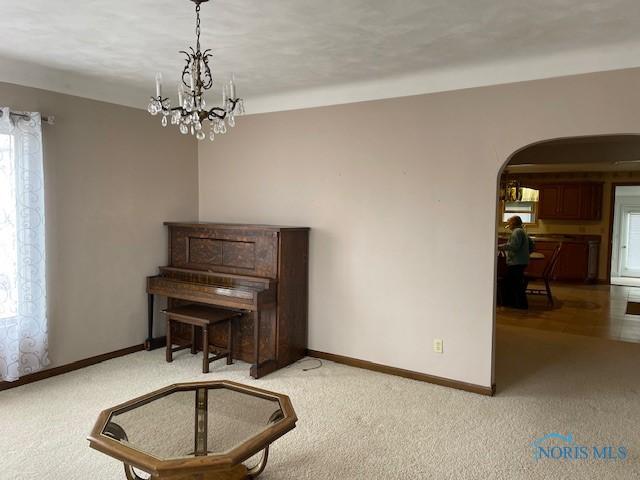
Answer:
(433, 338, 443, 354)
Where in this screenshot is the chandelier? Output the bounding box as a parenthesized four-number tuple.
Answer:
(500, 178, 522, 202)
(147, 0, 244, 141)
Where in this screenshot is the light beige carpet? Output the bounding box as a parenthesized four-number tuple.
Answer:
(1, 325, 639, 479)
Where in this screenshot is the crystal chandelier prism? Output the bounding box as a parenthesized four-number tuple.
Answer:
(147, 0, 244, 141)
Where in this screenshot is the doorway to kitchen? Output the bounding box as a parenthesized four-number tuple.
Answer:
(610, 184, 640, 286)
(494, 135, 640, 394)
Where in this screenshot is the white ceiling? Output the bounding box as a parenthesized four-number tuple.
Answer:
(1, 0, 640, 113)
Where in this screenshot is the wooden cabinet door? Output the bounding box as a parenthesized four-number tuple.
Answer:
(538, 185, 561, 219)
(554, 242, 589, 280)
(579, 183, 603, 220)
(558, 184, 582, 219)
(537, 182, 603, 220)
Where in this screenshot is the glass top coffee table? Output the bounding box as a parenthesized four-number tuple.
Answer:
(88, 380, 297, 480)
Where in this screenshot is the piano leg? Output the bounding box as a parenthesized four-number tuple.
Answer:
(144, 293, 154, 350)
(202, 326, 210, 374)
(166, 318, 173, 363)
(190, 325, 197, 354)
(227, 318, 234, 365)
(144, 293, 168, 351)
(253, 310, 261, 378)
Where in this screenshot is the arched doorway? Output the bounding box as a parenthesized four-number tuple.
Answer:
(493, 134, 640, 392)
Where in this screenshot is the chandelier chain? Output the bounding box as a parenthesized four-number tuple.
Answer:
(195, 3, 201, 54)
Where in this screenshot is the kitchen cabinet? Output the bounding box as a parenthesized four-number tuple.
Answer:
(537, 182, 603, 220)
(554, 242, 590, 281)
(529, 236, 600, 282)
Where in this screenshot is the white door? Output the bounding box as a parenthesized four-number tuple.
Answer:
(620, 207, 640, 277)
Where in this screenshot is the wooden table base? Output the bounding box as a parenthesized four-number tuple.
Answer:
(124, 463, 248, 480)
(123, 454, 270, 480)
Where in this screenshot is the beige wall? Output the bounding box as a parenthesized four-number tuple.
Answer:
(0, 82, 198, 369)
(498, 172, 640, 280)
(199, 67, 640, 388)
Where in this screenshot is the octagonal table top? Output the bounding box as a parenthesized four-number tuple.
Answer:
(87, 380, 297, 478)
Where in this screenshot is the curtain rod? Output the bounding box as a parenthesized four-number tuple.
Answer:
(0, 110, 55, 125)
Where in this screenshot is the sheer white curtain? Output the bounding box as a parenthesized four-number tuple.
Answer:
(0, 107, 48, 381)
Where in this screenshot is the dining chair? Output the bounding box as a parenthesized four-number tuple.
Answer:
(525, 244, 563, 306)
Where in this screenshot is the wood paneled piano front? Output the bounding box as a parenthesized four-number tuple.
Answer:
(146, 223, 309, 379)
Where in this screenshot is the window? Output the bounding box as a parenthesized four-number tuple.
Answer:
(502, 187, 539, 225)
(0, 108, 48, 381)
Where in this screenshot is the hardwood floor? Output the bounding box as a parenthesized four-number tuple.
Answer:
(496, 282, 640, 343)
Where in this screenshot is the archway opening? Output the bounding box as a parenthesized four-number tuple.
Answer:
(493, 134, 640, 393)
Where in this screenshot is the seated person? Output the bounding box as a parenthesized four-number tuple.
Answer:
(498, 215, 533, 309)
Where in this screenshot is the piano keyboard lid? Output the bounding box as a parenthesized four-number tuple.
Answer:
(158, 266, 275, 291)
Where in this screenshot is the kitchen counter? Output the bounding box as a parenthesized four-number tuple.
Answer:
(498, 233, 599, 282)
(499, 233, 600, 243)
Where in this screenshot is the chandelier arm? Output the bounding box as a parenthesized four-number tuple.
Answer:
(206, 107, 227, 120)
(179, 51, 194, 89)
(201, 51, 214, 90)
(152, 95, 171, 112)
(205, 98, 240, 120)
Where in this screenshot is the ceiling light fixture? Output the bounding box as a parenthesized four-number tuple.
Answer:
(147, 0, 244, 141)
(500, 179, 522, 202)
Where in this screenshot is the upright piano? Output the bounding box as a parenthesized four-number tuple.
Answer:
(146, 222, 309, 378)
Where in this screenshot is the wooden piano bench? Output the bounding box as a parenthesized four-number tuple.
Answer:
(162, 305, 243, 374)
